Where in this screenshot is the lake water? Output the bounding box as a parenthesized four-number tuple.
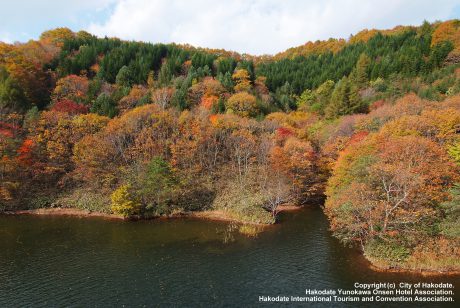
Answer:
(0, 207, 458, 307)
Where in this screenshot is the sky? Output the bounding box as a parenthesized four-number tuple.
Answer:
(1, 0, 459, 55)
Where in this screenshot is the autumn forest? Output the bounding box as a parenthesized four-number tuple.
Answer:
(1, 20, 460, 273)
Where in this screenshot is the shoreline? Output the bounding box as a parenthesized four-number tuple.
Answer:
(367, 262, 460, 277)
(3, 208, 125, 220)
(357, 252, 460, 277)
(1, 204, 303, 224)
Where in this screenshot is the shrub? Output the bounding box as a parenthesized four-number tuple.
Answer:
(212, 180, 275, 224)
(53, 189, 110, 213)
(405, 237, 460, 272)
(110, 184, 142, 218)
(364, 238, 411, 268)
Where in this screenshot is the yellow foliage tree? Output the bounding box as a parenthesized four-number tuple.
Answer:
(110, 184, 141, 217)
(232, 69, 251, 92)
(225, 92, 258, 117)
(39, 28, 74, 46)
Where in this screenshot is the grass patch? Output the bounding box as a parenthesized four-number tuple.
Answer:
(53, 189, 111, 213)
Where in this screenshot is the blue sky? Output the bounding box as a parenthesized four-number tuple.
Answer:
(1, 0, 459, 55)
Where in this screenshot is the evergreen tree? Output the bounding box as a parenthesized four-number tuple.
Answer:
(158, 61, 173, 87)
(116, 66, 132, 88)
(351, 53, 371, 88)
(325, 77, 348, 118)
(275, 82, 296, 111)
(215, 57, 237, 76)
(217, 72, 234, 91)
(314, 80, 335, 114)
(91, 93, 118, 118)
(0, 66, 28, 111)
(326, 76, 368, 118)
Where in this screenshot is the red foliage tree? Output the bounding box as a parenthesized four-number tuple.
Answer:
(275, 127, 295, 142)
(17, 138, 34, 166)
(51, 99, 89, 115)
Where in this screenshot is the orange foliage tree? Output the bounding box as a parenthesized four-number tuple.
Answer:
(325, 133, 459, 246)
(431, 20, 460, 53)
(52, 75, 89, 104)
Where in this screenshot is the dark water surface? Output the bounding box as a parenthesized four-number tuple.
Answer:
(0, 207, 458, 307)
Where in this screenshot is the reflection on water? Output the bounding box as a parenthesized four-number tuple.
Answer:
(0, 207, 459, 307)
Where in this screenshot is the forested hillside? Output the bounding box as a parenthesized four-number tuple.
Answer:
(1, 20, 459, 271)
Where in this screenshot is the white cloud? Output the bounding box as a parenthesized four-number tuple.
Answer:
(0, 0, 118, 42)
(1, 0, 458, 53)
(87, 0, 459, 55)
